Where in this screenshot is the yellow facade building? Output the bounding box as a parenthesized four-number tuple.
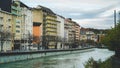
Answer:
(45, 14, 58, 49)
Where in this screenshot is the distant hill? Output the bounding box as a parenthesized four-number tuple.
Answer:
(87, 28, 109, 34)
(80, 27, 109, 34)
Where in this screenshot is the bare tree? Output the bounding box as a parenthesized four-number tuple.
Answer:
(27, 31, 33, 50)
(0, 27, 12, 52)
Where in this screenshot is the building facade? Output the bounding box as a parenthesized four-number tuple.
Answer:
(20, 2, 33, 50)
(0, 1, 83, 51)
(56, 15, 65, 49)
(32, 7, 43, 50)
(64, 19, 70, 49)
(0, 10, 14, 52)
(32, 5, 59, 49)
(80, 28, 98, 47)
(41, 6, 59, 49)
(74, 22, 80, 47)
(0, 0, 22, 50)
(64, 18, 75, 48)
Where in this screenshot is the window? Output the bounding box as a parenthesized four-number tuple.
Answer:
(8, 26, 11, 28)
(0, 17, 3, 30)
(0, 17, 3, 24)
(8, 19, 11, 22)
(16, 30, 20, 33)
(16, 25, 20, 28)
(16, 20, 21, 23)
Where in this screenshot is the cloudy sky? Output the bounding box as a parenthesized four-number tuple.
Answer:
(21, 0, 120, 29)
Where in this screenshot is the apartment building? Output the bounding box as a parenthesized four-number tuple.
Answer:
(0, 0, 22, 50)
(64, 18, 75, 48)
(0, 10, 15, 52)
(32, 7, 43, 50)
(41, 6, 59, 49)
(64, 19, 69, 49)
(20, 2, 33, 50)
(0, 0, 82, 51)
(32, 5, 60, 49)
(56, 15, 65, 49)
(74, 22, 80, 47)
(80, 28, 98, 42)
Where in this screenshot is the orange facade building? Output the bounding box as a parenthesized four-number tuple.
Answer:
(32, 8, 43, 45)
(33, 26, 41, 37)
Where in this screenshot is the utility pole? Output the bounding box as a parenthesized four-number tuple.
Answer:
(114, 10, 117, 28)
(118, 11, 120, 23)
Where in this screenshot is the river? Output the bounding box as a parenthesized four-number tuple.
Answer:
(0, 48, 114, 68)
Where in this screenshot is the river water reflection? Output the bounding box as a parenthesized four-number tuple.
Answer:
(0, 48, 114, 68)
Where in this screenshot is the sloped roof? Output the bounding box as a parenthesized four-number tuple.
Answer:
(36, 5, 56, 15)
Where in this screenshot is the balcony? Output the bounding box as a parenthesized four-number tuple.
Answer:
(46, 26, 57, 29)
(46, 16, 55, 20)
(46, 18, 59, 23)
(12, 11, 17, 15)
(11, 6, 21, 11)
(46, 22, 57, 25)
(46, 32, 57, 36)
(46, 29, 57, 33)
(47, 14, 57, 18)
(12, 11, 21, 16)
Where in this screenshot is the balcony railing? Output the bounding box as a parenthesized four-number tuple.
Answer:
(11, 6, 21, 11)
(46, 22, 57, 25)
(46, 29, 57, 33)
(46, 26, 57, 29)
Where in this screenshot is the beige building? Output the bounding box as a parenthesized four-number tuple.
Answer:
(32, 7, 43, 50)
(80, 28, 98, 43)
(32, 5, 59, 49)
(64, 18, 80, 48)
(0, 10, 15, 52)
(74, 22, 80, 46)
(64, 18, 75, 48)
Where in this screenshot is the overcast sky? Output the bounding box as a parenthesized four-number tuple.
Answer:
(21, 0, 120, 29)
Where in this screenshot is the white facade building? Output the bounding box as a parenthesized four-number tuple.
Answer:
(57, 15, 65, 49)
(20, 2, 33, 50)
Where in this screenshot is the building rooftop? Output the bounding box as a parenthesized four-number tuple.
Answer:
(33, 5, 56, 15)
(0, 9, 12, 15)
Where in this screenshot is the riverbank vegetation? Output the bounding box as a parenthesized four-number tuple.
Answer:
(101, 22, 120, 50)
(101, 22, 120, 57)
(84, 57, 112, 68)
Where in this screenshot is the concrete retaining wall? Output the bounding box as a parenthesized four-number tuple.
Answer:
(0, 48, 94, 64)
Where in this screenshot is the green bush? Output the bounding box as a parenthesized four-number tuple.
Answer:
(84, 58, 112, 68)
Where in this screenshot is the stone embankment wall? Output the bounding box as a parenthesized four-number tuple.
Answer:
(0, 48, 94, 64)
